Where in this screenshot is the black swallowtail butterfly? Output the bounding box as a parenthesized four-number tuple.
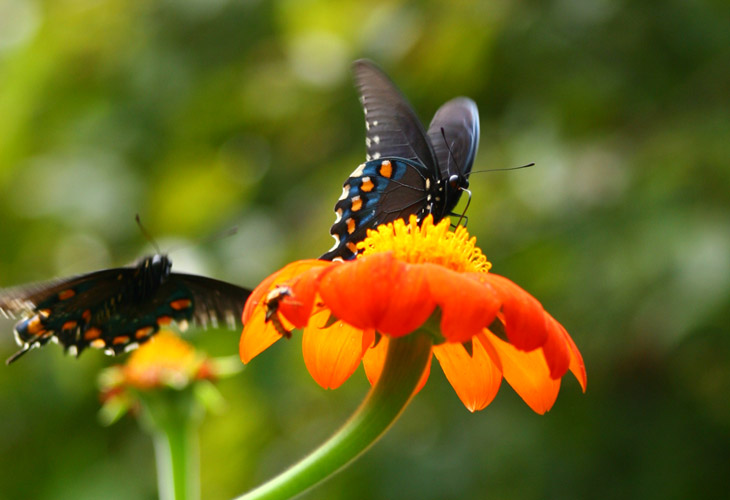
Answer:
(0, 254, 251, 364)
(321, 59, 480, 261)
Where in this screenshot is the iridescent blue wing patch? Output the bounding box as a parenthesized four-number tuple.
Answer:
(320, 158, 434, 261)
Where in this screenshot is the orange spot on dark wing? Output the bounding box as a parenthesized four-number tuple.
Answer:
(347, 242, 358, 254)
(84, 327, 102, 340)
(379, 160, 393, 178)
(39, 309, 51, 318)
(170, 299, 192, 311)
(360, 177, 374, 192)
(62, 321, 77, 330)
(112, 336, 129, 345)
(347, 218, 356, 234)
(82, 310, 91, 322)
(157, 316, 173, 326)
(90, 339, 106, 349)
(351, 196, 363, 212)
(135, 326, 155, 339)
(26, 315, 44, 334)
(58, 289, 76, 300)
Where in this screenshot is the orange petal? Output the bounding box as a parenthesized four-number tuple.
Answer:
(376, 264, 435, 336)
(362, 335, 432, 395)
(541, 313, 571, 379)
(426, 266, 502, 343)
(560, 321, 587, 391)
(302, 310, 373, 389)
(362, 334, 387, 386)
(320, 253, 435, 336)
(280, 264, 337, 328)
(433, 336, 502, 412)
(242, 260, 329, 323)
(239, 304, 283, 363)
(483, 274, 548, 352)
(483, 330, 560, 414)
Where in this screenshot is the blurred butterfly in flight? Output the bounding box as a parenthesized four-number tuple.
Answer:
(321, 59, 480, 261)
(1, 253, 251, 364)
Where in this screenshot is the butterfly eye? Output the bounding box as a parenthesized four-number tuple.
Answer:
(448, 174, 469, 191)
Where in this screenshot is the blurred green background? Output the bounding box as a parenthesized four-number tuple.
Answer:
(1, 0, 729, 498)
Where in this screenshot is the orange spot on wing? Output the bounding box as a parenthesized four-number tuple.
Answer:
(58, 289, 76, 300)
(90, 339, 106, 349)
(157, 316, 173, 326)
(135, 326, 155, 339)
(170, 299, 192, 311)
(360, 177, 374, 192)
(379, 160, 393, 178)
(113, 336, 130, 345)
(347, 218, 356, 234)
(84, 327, 102, 340)
(26, 315, 44, 334)
(82, 310, 91, 322)
(346, 242, 358, 254)
(351, 196, 362, 212)
(62, 321, 77, 330)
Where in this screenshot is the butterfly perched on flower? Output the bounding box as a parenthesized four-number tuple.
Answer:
(0, 254, 251, 364)
(321, 59, 480, 261)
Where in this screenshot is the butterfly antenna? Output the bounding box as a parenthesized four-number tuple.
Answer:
(440, 127, 471, 226)
(135, 214, 161, 254)
(440, 127, 462, 177)
(456, 188, 472, 227)
(468, 162, 535, 176)
(6, 345, 33, 365)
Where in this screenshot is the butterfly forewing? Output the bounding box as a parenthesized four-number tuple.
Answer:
(353, 59, 439, 173)
(171, 273, 251, 329)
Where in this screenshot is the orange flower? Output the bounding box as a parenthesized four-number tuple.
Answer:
(240, 216, 586, 414)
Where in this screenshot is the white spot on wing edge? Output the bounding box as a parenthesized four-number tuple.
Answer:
(327, 233, 341, 252)
(338, 184, 351, 201)
(124, 342, 139, 353)
(351, 163, 366, 178)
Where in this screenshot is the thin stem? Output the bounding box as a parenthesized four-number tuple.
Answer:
(235, 331, 433, 500)
(141, 390, 201, 500)
(153, 419, 199, 500)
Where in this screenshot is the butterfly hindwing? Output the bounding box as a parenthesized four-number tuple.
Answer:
(321, 158, 434, 260)
(427, 97, 480, 190)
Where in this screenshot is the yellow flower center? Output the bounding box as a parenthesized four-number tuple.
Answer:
(123, 331, 202, 388)
(357, 215, 491, 273)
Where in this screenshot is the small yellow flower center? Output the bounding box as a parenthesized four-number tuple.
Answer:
(357, 215, 491, 273)
(123, 331, 202, 388)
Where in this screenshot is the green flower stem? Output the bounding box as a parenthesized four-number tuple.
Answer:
(152, 418, 199, 500)
(234, 331, 434, 500)
(142, 391, 201, 500)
